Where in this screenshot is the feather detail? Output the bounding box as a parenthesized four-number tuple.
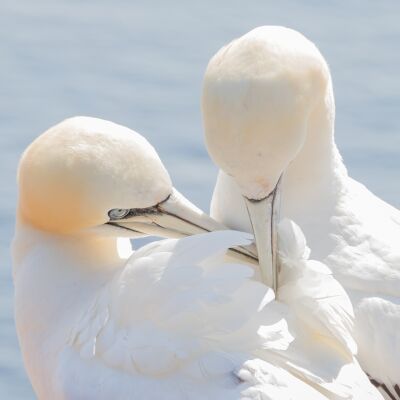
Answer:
(64, 226, 381, 399)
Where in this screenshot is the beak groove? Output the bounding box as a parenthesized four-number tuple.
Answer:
(244, 177, 282, 293)
(106, 188, 258, 265)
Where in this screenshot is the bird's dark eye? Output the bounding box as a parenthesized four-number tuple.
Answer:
(108, 209, 130, 220)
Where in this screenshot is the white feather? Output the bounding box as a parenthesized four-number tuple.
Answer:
(62, 226, 381, 399)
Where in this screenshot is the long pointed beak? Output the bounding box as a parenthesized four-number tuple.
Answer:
(244, 178, 282, 293)
(108, 188, 258, 266)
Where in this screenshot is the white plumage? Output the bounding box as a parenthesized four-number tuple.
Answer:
(203, 26, 400, 399)
(13, 215, 382, 399)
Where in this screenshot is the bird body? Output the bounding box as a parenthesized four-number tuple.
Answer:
(13, 217, 382, 399)
(204, 26, 400, 398)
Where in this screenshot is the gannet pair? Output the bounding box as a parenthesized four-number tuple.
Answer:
(204, 27, 400, 399)
(11, 25, 396, 400)
(13, 117, 381, 399)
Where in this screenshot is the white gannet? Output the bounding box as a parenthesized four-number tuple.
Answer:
(12, 116, 381, 399)
(202, 26, 400, 399)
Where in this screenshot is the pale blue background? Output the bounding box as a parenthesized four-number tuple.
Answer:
(1, 1, 399, 398)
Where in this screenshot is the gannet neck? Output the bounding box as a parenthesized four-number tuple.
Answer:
(12, 219, 129, 398)
(283, 78, 347, 213)
(13, 216, 130, 278)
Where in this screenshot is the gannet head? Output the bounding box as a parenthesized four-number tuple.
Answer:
(17, 116, 222, 238)
(202, 26, 330, 291)
(202, 26, 329, 200)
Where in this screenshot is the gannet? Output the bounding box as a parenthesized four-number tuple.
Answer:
(202, 26, 400, 399)
(12, 117, 381, 399)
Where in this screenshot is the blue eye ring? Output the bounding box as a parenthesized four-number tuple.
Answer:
(108, 208, 130, 220)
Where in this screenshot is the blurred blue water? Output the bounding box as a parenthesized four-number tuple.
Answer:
(0, 1, 399, 398)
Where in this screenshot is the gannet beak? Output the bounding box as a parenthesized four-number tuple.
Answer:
(108, 188, 224, 237)
(243, 178, 282, 293)
(107, 188, 258, 265)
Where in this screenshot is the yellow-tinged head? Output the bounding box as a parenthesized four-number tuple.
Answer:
(18, 116, 172, 234)
(202, 26, 330, 200)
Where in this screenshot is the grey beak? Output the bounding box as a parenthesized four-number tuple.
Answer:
(243, 178, 282, 293)
(108, 188, 258, 266)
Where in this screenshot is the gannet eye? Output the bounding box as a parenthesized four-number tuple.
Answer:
(108, 208, 130, 220)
